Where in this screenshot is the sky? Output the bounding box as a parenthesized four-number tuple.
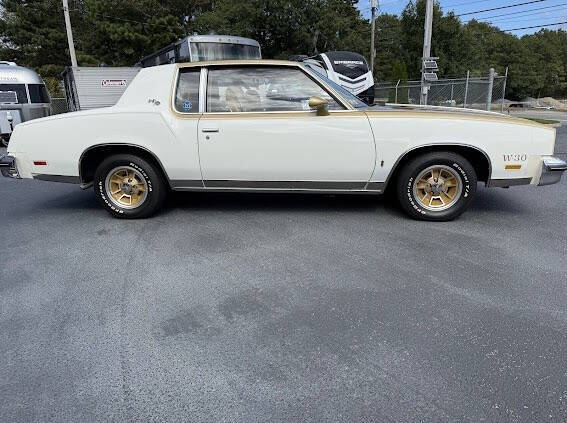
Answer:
(357, 0, 567, 36)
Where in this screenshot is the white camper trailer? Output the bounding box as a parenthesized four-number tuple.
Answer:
(0, 61, 51, 146)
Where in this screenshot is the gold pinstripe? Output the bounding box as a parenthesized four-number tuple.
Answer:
(364, 110, 555, 129)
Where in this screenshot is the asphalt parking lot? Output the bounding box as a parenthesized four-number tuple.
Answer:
(1, 119, 567, 422)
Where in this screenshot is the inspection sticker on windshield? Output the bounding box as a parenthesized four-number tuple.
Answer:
(182, 100, 193, 111)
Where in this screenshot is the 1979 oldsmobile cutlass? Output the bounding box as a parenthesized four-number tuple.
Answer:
(1, 60, 566, 220)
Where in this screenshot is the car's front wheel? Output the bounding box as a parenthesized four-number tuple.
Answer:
(93, 154, 167, 219)
(396, 152, 477, 221)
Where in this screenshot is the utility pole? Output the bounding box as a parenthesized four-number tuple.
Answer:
(420, 0, 434, 105)
(370, 0, 378, 76)
(62, 0, 78, 67)
(501, 67, 508, 113)
(486, 67, 495, 111)
(463, 70, 470, 108)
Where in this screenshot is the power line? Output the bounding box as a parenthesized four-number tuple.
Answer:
(360, 0, 409, 13)
(456, 0, 548, 17)
(504, 20, 567, 31)
(486, 6, 567, 23)
(443, 0, 492, 8)
(463, 3, 567, 22)
(70, 8, 175, 28)
(480, 6, 567, 24)
(494, 16, 567, 26)
(369, 2, 566, 36)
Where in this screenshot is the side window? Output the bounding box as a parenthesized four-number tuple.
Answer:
(0, 84, 28, 104)
(174, 69, 200, 113)
(28, 84, 50, 103)
(206, 66, 343, 113)
(176, 41, 190, 62)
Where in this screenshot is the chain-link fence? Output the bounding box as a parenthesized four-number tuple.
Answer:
(375, 71, 508, 112)
(50, 98, 69, 115)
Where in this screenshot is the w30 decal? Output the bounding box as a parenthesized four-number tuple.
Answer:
(503, 154, 527, 162)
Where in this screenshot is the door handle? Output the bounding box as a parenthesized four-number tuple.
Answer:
(202, 128, 219, 133)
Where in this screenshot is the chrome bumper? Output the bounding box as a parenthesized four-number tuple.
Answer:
(0, 154, 20, 179)
(539, 157, 567, 186)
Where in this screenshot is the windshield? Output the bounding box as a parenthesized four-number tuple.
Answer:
(190, 42, 261, 61)
(326, 51, 369, 79)
(308, 69, 368, 109)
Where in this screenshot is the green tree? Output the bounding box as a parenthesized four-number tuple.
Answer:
(79, 0, 187, 66)
(0, 0, 77, 76)
(194, 0, 368, 59)
(389, 60, 408, 103)
(373, 14, 403, 82)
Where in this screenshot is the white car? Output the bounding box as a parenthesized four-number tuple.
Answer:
(1, 60, 566, 221)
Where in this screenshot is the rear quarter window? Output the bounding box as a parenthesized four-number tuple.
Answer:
(174, 69, 200, 113)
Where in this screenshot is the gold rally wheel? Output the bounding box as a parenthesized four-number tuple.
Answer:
(396, 152, 477, 221)
(413, 165, 463, 212)
(105, 166, 149, 210)
(94, 154, 166, 219)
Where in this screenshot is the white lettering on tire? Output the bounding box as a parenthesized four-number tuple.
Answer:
(407, 161, 468, 216)
(98, 181, 124, 214)
(98, 161, 152, 215)
(452, 162, 470, 198)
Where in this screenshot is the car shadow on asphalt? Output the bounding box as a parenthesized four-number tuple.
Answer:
(469, 186, 529, 214)
(14, 183, 528, 219)
(166, 186, 526, 217)
(166, 191, 397, 215)
(14, 188, 101, 217)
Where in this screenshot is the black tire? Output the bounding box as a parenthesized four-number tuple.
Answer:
(93, 154, 167, 219)
(396, 152, 477, 221)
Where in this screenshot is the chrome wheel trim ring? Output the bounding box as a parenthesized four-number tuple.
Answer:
(412, 165, 463, 212)
(104, 166, 149, 210)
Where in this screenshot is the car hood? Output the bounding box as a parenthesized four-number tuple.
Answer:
(365, 104, 551, 128)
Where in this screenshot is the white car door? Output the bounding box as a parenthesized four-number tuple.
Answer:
(165, 67, 203, 188)
(197, 65, 375, 191)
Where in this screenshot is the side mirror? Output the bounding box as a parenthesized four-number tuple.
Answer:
(309, 96, 330, 116)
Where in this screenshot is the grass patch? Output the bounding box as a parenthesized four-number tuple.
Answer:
(523, 117, 560, 125)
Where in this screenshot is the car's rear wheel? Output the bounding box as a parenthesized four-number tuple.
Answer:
(94, 154, 166, 219)
(396, 152, 477, 221)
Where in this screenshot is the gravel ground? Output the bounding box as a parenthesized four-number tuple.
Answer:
(1, 124, 566, 422)
(509, 110, 567, 123)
